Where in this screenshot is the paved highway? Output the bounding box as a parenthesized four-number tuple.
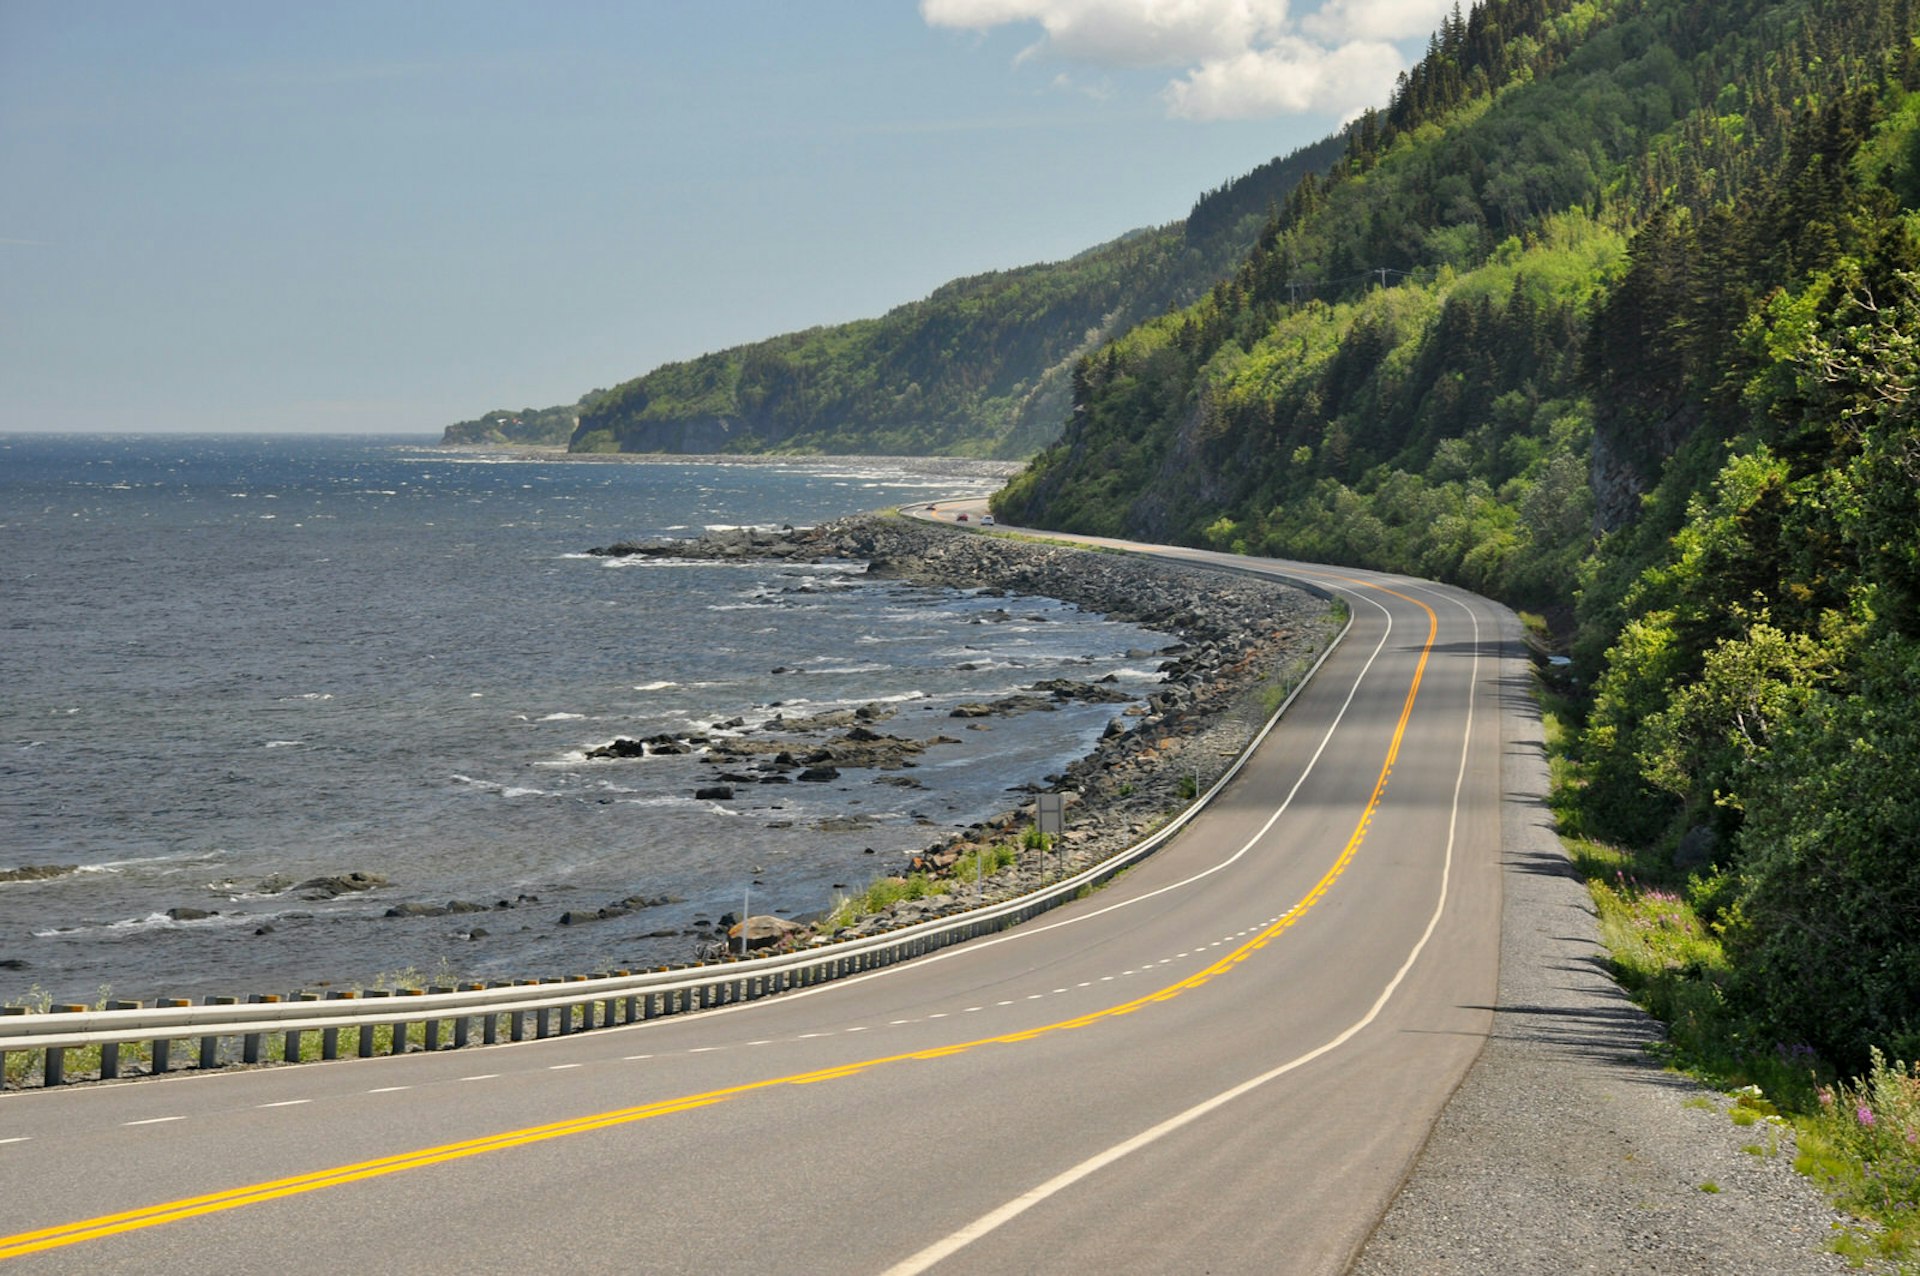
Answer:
(0, 519, 1524, 1273)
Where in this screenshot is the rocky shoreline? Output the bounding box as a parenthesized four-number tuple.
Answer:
(4, 515, 1334, 993)
(588, 514, 1340, 954)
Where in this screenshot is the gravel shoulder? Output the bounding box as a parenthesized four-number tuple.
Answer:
(1349, 613, 1867, 1275)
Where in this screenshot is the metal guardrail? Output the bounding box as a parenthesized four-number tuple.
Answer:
(0, 566, 1349, 1092)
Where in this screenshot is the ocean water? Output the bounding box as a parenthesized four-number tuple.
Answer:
(0, 435, 1169, 1004)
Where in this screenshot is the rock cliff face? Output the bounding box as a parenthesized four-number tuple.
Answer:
(582, 416, 743, 454)
(1589, 403, 1702, 535)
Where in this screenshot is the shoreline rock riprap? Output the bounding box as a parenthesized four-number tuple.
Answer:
(591, 514, 1340, 954)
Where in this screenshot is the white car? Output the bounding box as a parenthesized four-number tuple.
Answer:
(981, 514, 995, 526)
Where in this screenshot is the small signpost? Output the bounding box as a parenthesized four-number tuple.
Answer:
(1036, 792, 1064, 837)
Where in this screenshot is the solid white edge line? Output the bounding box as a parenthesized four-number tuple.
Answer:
(881, 594, 1482, 1276)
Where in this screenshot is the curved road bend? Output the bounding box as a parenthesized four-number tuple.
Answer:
(0, 522, 1523, 1274)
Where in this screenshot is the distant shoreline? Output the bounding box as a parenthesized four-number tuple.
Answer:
(433, 442, 1026, 481)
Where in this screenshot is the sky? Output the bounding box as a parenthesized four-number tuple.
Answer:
(1, 0, 1461, 435)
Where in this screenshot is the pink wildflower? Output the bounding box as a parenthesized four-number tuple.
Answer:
(1856, 1105, 1876, 1128)
(1817, 1087, 1834, 1107)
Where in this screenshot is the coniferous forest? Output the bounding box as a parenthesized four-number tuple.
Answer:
(999, 0, 1920, 1078)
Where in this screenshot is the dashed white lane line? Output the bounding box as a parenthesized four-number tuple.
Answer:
(123, 1116, 185, 1126)
(257, 1100, 310, 1109)
(321, 916, 1281, 1084)
(0, 1137, 32, 1145)
(425, 921, 1279, 1079)
(368, 1086, 410, 1094)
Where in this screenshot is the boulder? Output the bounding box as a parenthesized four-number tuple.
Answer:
(0, 864, 77, 883)
(726, 915, 809, 951)
(385, 902, 449, 918)
(296, 871, 388, 899)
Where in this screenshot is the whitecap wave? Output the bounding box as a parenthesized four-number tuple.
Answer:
(450, 773, 554, 799)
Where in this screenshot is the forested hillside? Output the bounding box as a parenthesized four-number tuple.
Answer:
(441, 395, 606, 447)
(998, 0, 1920, 1070)
(437, 135, 1343, 457)
(567, 136, 1344, 459)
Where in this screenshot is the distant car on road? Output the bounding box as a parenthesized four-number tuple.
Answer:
(981, 514, 995, 526)
(956, 512, 969, 521)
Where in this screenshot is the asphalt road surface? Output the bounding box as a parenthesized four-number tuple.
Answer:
(0, 522, 1524, 1274)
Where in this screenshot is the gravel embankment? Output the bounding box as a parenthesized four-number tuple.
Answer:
(1349, 622, 1871, 1275)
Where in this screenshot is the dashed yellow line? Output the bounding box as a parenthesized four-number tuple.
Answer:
(0, 580, 1437, 1263)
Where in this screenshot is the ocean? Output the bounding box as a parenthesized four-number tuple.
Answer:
(0, 434, 1171, 1005)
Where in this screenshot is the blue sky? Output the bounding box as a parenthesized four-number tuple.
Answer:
(1, 1, 1457, 434)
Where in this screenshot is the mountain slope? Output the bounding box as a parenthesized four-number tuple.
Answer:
(434, 134, 1343, 457)
(996, 0, 1920, 1069)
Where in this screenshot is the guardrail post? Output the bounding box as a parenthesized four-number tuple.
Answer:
(289, 994, 318, 1061)
(482, 983, 506, 1044)
(454, 984, 481, 1048)
(100, 1000, 140, 1079)
(45, 1004, 86, 1086)
(324, 990, 354, 1059)
(0, 1005, 26, 1088)
(243, 994, 280, 1064)
(359, 991, 388, 1057)
(394, 988, 423, 1054)
(581, 975, 605, 1029)
(534, 981, 552, 1040)
(425, 988, 453, 1051)
(511, 981, 534, 1041)
(201, 996, 236, 1071)
(152, 999, 189, 1073)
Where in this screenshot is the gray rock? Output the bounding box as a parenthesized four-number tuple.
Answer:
(295, 871, 387, 899)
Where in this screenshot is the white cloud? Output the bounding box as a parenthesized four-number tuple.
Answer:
(1163, 37, 1404, 120)
(923, 0, 1456, 120)
(922, 0, 1293, 69)
(1302, 0, 1457, 42)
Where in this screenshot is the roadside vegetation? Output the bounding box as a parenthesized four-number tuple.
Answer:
(1542, 678, 1920, 1269)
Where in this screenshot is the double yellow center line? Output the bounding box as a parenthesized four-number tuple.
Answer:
(0, 582, 1437, 1262)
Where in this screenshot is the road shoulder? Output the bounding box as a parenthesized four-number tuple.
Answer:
(1348, 613, 1861, 1276)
